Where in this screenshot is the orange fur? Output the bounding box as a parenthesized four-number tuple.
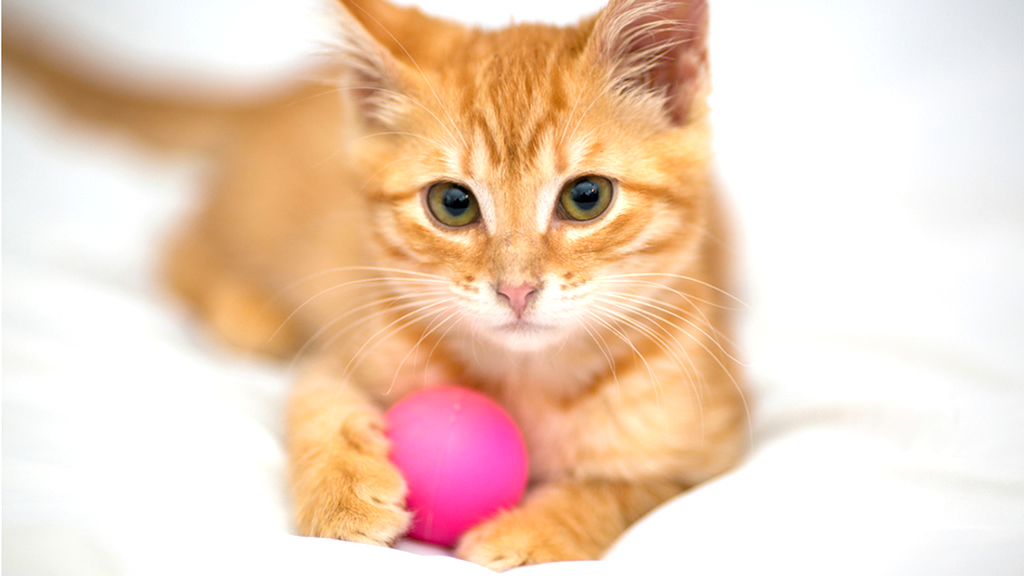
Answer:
(8, 0, 749, 569)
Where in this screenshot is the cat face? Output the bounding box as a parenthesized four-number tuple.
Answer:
(340, 0, 712, 352)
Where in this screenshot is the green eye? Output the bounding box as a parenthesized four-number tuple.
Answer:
(559, 176, 613, 221)
(427, 182, 479, 227)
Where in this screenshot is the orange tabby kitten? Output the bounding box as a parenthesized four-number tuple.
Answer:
(12, 0, 748, 568)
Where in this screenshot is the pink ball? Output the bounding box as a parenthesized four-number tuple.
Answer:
(384, 386, 529, 547)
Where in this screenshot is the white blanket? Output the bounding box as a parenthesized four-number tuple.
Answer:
(4, 0, 1022, 574)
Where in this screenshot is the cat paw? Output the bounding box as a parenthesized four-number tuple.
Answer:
(293, 450, 412, 547)
(454, 510, 594, 571)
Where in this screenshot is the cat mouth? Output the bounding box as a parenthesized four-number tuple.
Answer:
(498, 319, 553, 333)
(486, 320, 564, 352)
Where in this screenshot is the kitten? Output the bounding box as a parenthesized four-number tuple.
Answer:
(13, 0, 749, 569)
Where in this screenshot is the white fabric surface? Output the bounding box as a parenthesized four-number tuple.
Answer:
(4, 0, 1022, 574)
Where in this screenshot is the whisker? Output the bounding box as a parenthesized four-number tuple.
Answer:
(338, 297, 457, 379)
(279, 86, 347, 108)
(563, 91, 604, 150)
(591, 299, 701, 426)
(385, 306, 464, 395)
(273, 277, 450, 341)
(598, 272, 749, 309)
(299, 289, 446, 345)
(599, 291, 745, 366)
(597, 278, 738, 311)
(593, 295, 704, 422)
(578, 320, 622, 403)
(601, 288, 731, 349)
(265, 265, 448, 312)
(280, 265, 448, 292)
(588, 310, 664, 409)
(319, 291, 451, 350)
(422, 309, 469, 380)
(355, 156, 407, 195)
(288, 291, 450, 369)
(557, 84, 586, 148)
(320, 299, 455, 432)
(470, 323, 483, 367)
(595, 296, 752, 445)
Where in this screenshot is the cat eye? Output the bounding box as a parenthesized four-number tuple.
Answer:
(558, 176, 613, 221)
(426, 182, 479, 227)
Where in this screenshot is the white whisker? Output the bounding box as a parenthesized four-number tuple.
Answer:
(338, 297, 457, 379)
(596, 279, 738, 312)
(274, 277, 450, 341)
(599, 290, 745, 366)
(591, 299, 700, 427)
(386, 306, 464, 395)
(265, 266, 448, 310)
(588, 310, 664, 409)
(422, 310, 469, 380)
(578, 320, 622, 403)
(288, 291, 449, 369)
(599, 272, 748, 309)
(594, 295, 752, 445)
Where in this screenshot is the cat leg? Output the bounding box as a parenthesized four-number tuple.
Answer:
(164, 227, 299, 358)
(286, 363, 412, 546)
(455, 478, 684, 570)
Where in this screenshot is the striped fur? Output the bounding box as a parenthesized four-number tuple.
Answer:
(156, 0, 748, 568)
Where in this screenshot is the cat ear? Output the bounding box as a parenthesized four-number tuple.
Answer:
(587, 0, 709, 126)
(330, 0, 413, 126)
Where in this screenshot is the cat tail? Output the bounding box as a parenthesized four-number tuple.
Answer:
(2, 37, 276, 154)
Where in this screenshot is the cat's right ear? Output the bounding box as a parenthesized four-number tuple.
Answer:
(330, 0, 412, 127)
(587, 0, 710, 126)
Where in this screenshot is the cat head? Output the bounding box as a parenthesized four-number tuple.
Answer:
(334, 0, 714, 353)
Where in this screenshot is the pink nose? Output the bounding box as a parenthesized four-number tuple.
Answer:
(497, 283, 537, 319)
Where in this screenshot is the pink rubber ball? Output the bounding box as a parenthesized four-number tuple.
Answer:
(384, 385, 529, 547)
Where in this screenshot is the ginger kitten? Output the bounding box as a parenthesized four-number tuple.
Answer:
(158, 0, 748, 568)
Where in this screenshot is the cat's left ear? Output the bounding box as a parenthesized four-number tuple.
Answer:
(331, 0, 415, 127)
(587, 0, 709, 126)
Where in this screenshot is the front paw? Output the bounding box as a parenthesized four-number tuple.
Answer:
(455, 509, 595, 571)
(293, 450, 412, 546)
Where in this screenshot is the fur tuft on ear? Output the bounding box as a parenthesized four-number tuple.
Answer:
(588, 0, 709, 126)
(326, 0, 412, 127)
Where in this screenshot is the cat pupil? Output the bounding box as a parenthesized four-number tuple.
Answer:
(572, 180, 600, 211)
(443, 186, 470, 215)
